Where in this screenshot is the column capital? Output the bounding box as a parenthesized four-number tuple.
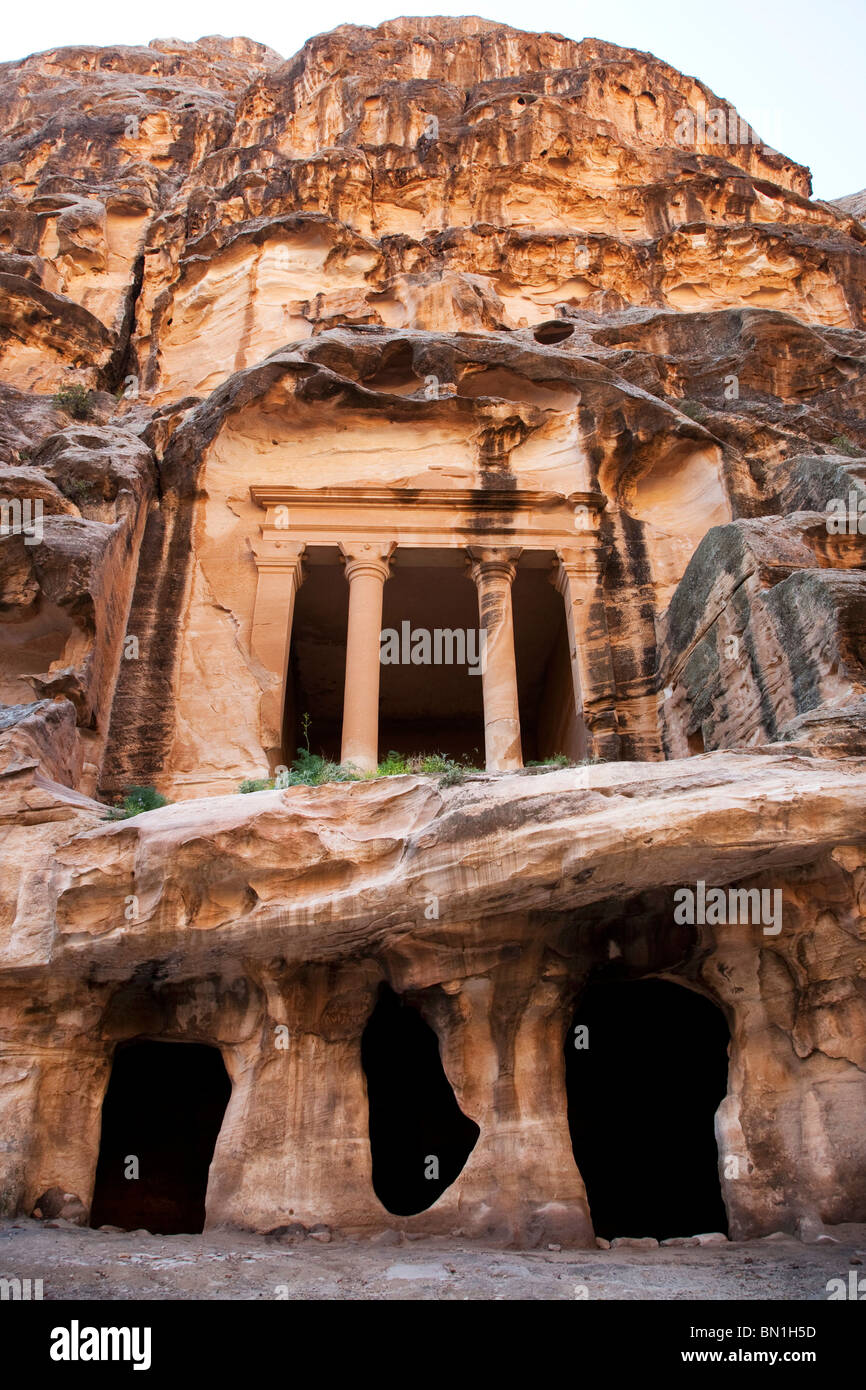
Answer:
(251, 539, 306, 577)
(340, 540, 396, 584)
(551, 544, 605, 594)
(555, 543, 604, 571)
(466, 545, 522, 587)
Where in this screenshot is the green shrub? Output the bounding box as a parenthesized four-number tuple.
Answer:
(829, 434, 863, 457)
(374, 751, 483, 785)
(269, 714, 365, 786)
(526, 754, 571, 768)
(53, 384, 94, 420)
(435, 762, 468, 787)
(237, 740, 483, 794)
(109, 784, 170, 819)
(377, 751, 413, 777)
(63, 477, 93, 501)
(679, 399, 707, 422)
(281, 748, 361, 787)
(421, 752, 482, 786)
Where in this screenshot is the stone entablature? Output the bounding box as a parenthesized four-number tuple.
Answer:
(249, 485, 606, 550)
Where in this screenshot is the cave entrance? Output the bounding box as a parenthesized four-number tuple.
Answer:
(361, 984, 480, 1215)
(565, 976, 729, 1240)
(90, 1040, 231, 1235)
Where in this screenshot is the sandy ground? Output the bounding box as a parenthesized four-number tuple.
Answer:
(1, 1219, 864, 1300)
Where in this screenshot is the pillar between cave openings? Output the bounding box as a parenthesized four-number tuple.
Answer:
(340, 541, 396, 773)
(552, 543, 620, 760)
(467, 546, 523, 772)
(250, 540, 306, 757)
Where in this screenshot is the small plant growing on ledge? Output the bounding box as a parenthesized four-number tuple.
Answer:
(418, 753, 479, 786)
(376, 751, 413, 777)
(236, 746, 484, 793)
(52, 384, 95, 420)
(829, 434, 863, 457)
(291, 749, 360, 785)
(107, 785, 170, 819)
(679, 399, 708, 422)
(63, 476, 94, 502)
(237, 719, 484, 793)
(375, 751, 481, 786)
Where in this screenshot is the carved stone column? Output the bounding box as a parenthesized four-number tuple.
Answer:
(250, 540, 306, 758)
(340, 542, 396, 772)
(552, 542, 620, 760)
(467, 546, 523, 772)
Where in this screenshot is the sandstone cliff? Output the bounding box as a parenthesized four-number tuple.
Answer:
(0, 18, 864, 1247)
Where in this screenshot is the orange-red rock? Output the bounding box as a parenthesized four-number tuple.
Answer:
(0, 18, 864, 1246)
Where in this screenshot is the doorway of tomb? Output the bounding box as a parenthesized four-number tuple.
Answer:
(285, 546, 580, 770)
(564, 975, 729, 1240)
(90, 1039, 231, 1234)
(361, 984, 480, 1215)
(286, 547, 488, 766)
(511, 555, 582, 762)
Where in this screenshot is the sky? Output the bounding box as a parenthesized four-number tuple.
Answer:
(0, 0, 862, 200)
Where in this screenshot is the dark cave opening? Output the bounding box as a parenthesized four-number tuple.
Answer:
(565, 976, 730, 1241)
(533, 319, 574, 344)
(688, 728, 706, 755)
(361, 984, 480, 1216)
(90, 1040, 231, 1235)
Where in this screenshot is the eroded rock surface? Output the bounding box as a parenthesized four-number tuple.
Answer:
(0, 18, 864, 1248)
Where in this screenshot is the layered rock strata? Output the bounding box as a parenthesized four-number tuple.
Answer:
(0, 18, 864, 1245)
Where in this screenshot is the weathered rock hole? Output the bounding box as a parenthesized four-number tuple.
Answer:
(90, 1040, 231, 1235)
(533, 320, 574, 344)
(565, 976, 729, 1240)
(688, 728, 705, 754)
(361, 984, 479, 1216)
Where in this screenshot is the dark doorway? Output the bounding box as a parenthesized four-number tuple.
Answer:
(377, 552, 485, 762)
(284, 548, 585, 770)
(90, 1040, 231, 1234)
(361, 985, 480, 1215)
(288, 549, 486, 766)
(286, 548, 348, 763)
(565, 977, 729, 1240)
(512, 560, 582, 762)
